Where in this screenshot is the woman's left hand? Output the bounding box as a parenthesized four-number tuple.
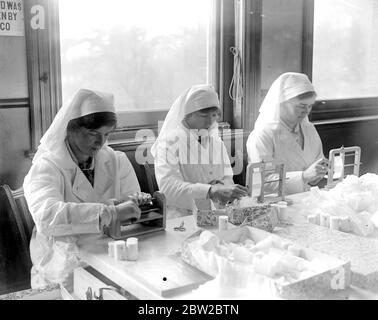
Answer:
(109, 192, 153, 207)
(313, 158, 329, 180)
(128, 192, 153, 206)
(209, 180, 224, 185)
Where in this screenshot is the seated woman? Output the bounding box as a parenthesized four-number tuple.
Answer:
(246, 73, 329, 195)
(23, 89, 148, 289)
(151, 84, 248, 218)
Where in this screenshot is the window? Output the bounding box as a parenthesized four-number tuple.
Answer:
(313, 0, 378, 100)
(261, 0, 303, 92)
(59, 0, 215, 127)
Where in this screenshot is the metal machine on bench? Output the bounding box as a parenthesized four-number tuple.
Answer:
(104, 191, 166, 240)
(326, 146, 361, 188)
(246, 160, 287, 204)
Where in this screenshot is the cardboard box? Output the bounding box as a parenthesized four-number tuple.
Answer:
(181, 227, 351, 300)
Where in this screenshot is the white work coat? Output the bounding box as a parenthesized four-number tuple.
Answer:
(23, 144, 140, 289)
(246, 121, 324, 195)
(154, 127, 234, 212)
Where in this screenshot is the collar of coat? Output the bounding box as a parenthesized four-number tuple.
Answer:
(45, 142, 111, 171)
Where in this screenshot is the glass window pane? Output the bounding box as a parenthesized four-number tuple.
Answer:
(59, 0, 214, 112)
(261, 0, 303, 91)
(313, 0, 378, 100)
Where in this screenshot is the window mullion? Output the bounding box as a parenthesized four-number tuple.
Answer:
(302, 0, 314, 80)
(237, 0, 262, 132)
(25, 0, 63, 150)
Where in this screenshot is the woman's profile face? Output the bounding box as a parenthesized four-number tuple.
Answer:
(281, 95, 315, 124)
(185, 108, 220, 130)
(69, 125, 115, 157)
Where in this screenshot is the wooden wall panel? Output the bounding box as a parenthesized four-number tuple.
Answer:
(316, 120, 378, 175)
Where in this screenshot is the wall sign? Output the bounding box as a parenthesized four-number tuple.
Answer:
(0, 0, 24, 36)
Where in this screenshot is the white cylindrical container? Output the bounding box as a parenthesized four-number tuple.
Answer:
(114, 240, 126, 261)
(320, 213, 331, 227)
(126, 237, 139, 261)
(314, 212, 321, 225)
(272, 202, 288, 222)
(307, 214, 318, 225)
(218, 215, 228, 232)
(253, 253, 280, 277)
(339, 216, 351, 233)
(108, 241, 116, 258)
(287, 244, 302, 257)
(330, 216, 340, 230)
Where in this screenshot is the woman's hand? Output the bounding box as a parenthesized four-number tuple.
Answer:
(115, 200, 141, 223)
(128, 192, 153, 206)
(209, 180, 225, 185)
(302, 158, 329, 184)
(109, 192, 153, 207)
(208, 184, 249, 204)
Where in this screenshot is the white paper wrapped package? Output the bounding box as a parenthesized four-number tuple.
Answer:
(300, 174, 378, 237)
(195, 209, 226, 227)
(181, 227, 351, 299)
(225, 198, 279, 232)
(349, 212, 375, 237)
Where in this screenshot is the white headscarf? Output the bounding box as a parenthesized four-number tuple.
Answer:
(33, 89, 116, 163)
(150, 84, 221, 158)
(254, 72, 316, 130)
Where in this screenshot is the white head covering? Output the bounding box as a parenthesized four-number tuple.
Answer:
(150, 84, 221, 158)
(33, 89, 116, 163)
(254, 72, 316, 130)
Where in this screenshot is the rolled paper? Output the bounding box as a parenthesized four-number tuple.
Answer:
(339, 216, 351, 233)
(126, 237, 139, 261)
(233, 246, 254, 264)
(330, 216, 340, 230)
(371, 212, 378, 228)
(218, 215, 229, 232)
(320, 213, 331, 227)
(279, 254, 308, 273)
(253, 236, 274, 253)
(350, 213, 375, 237)
(253, 253, 280, 277)
(287, 244, 302, 257)
(272, 238, 291, 250)
(114, 240, 126, 261)
(307, 214, 318, 225)
(108, 241, 116, 258)
(314, 212, 321, 225)
(268, 248, 307, 277)
(272, 202, 288, 221)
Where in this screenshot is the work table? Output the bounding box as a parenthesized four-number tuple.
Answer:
(76, 193, 378, 300)
(77, 215, 205, 300)
(2, 193, 378, 300)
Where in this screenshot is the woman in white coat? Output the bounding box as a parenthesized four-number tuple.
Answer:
(246, 73, 329, 195)
(23, 89, 146, 289)
(151, 85, 248, 217)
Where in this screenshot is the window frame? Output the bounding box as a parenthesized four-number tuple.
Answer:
(25, 0, 233, 147)
(25, 0, 378, 151)
(304, 0, 378, 123)
(24, 0, 62, 150)
(239, 0, 378, 131)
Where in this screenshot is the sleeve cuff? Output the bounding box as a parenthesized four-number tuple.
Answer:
(100, 205, 117, 228)
(192, 183, 212, 200)
(285, 171, 308, 194)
